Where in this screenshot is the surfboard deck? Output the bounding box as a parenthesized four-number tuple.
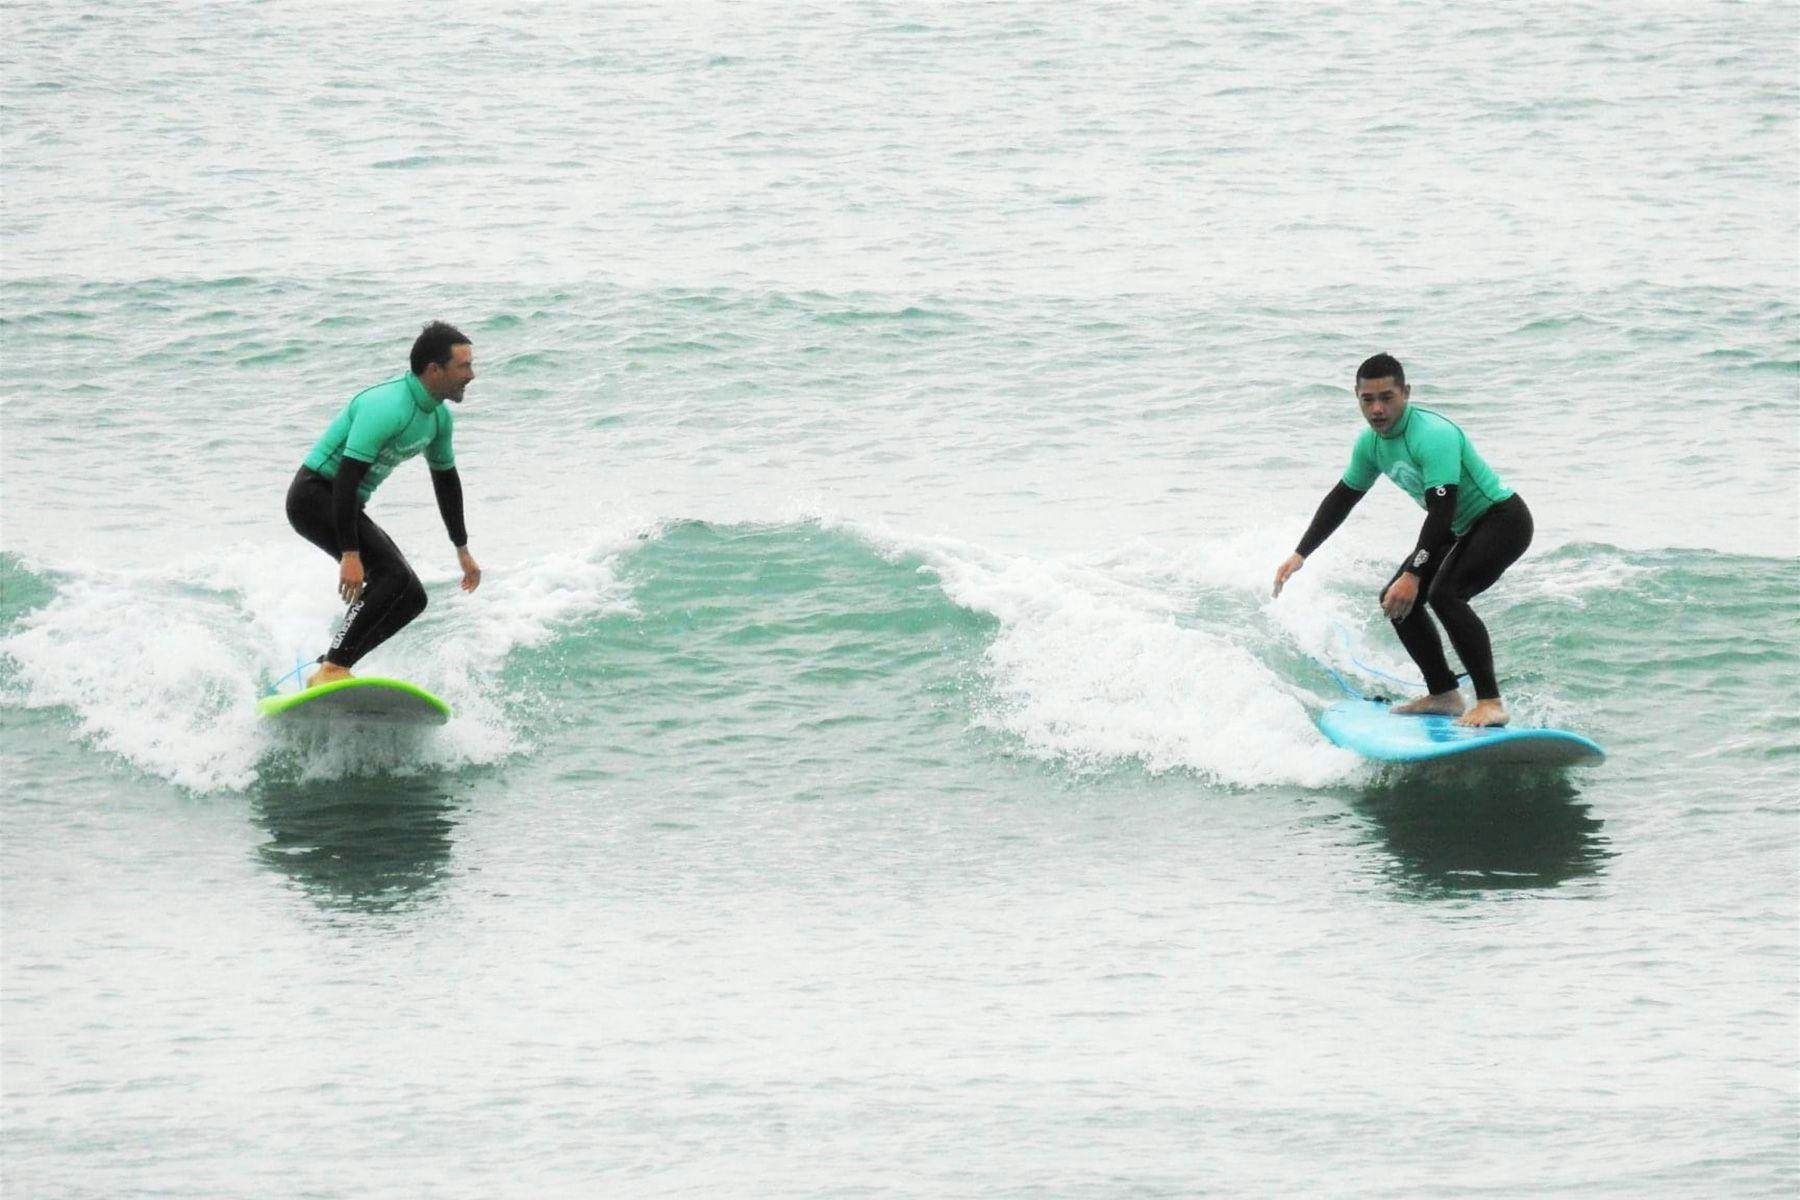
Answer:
(1319, 698, 1603, 767)
(258, 676, 451, 726)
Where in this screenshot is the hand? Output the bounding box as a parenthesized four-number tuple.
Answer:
(1381, 572, 1420, 622)
(457, 546, 482, 593)
(338, 552, 365, 605)
(1272, 553, 1305, 598)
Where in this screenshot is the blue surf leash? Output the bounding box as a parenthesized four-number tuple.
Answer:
(1327, 622, 1468, 702)
(1321, 660, 1369, 701)
(263, 657, 313, 698)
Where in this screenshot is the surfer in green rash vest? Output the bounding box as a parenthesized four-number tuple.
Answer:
(1272, 354, 1533, 728)
(283, 322, 483, 687)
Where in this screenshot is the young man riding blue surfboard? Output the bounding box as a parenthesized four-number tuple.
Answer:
(283, 322, 484, 688)
(1273, 354, 1532, 729)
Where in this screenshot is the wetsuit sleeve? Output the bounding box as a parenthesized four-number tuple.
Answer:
(425, 407, 455, 472)
(430, 467, 468, 548)
(1296, 481, 1367, 557)
(1404, 484, 1459, 575)
(333, 458, 372, 554)
(1341, 430, 1380, 491)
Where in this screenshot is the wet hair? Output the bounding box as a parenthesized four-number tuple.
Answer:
(1355, 353, 1406, 389)
(410, 321, 470, 375)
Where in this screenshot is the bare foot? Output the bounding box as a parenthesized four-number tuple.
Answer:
(305, 662, 355, 688)
(1455, 699, 1509, 728)
(1391, 690, 1465, 717)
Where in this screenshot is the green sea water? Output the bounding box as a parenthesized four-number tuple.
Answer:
(3, 2, 1797, 1196)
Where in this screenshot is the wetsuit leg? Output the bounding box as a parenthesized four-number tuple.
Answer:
(284, 468, 429, 669)
(1381, 555, 1461, 697)
(1425, 494, 1534, 700)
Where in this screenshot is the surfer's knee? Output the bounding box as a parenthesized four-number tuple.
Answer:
(1425, 575, 1467, 613)
(403, 573, 428, 615)
(1425, 595, 1465, 623)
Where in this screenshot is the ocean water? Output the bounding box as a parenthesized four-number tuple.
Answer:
(3, 2, 1797, 1197)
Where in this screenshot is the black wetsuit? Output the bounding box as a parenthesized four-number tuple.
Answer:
(284, 463, 466, 669)
(1299, 484, 1532, 700)
(1377, 494, 1533, 699)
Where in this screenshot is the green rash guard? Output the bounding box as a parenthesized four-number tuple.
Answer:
(1342, 405, 1512, 537)
(302, 373, 455, 503)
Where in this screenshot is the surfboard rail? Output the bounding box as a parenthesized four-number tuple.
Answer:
(1319, 698, 1604, 766)
(257, 676, 451, 725)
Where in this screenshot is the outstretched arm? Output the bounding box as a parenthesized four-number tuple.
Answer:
(1296, 481, 1365, 558)
(1274, 482, 1367, 597)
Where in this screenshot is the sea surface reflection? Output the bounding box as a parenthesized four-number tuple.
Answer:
(1354, 767, 1613, 895)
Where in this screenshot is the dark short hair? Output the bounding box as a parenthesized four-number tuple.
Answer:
(411, 321, 470, 375)
(1356, 353, 1406, 389)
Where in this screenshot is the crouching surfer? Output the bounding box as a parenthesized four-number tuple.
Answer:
(1272, 354, 1532, 728)
(284, 321, 482, 686)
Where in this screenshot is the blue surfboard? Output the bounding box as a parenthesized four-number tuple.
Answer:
(1319, 698, 1604, 766)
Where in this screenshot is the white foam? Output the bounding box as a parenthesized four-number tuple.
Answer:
(1, 567, 268, 791)
(0, 532, 642, 794)
(1163, 528, 1609, 729)
(851, 516, 1599, 780)
(1506, 549, 1653, 608)
(845, 524, 1362, 788)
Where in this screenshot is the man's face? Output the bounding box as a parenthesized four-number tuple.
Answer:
(424, 343, 475, 402)
(1356, 375, 1408, 435)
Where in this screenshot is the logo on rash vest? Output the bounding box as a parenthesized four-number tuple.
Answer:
(376, 434, 433, 472)
(1386, 463, 1424, 495)
(373, 410, 441, 473)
